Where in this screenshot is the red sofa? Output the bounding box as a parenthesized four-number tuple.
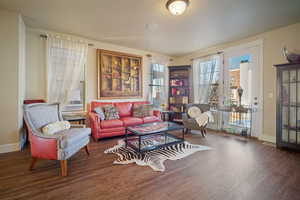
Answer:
(88, 101, 162, 140)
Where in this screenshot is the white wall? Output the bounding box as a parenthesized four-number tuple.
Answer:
(26, 28, 171, 106)
(18, 15, 26, 148)
(0, 9, 26, 152)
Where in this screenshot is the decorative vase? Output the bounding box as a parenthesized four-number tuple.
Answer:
(237, 87, 243, 106)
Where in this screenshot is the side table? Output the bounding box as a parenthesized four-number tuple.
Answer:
(63, 114, 86, 125)
(161, 111, 175, 121)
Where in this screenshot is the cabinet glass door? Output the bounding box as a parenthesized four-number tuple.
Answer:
(281, 69, 300, 144)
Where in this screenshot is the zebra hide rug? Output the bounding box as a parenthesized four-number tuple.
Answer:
(104, 140, 211, 172)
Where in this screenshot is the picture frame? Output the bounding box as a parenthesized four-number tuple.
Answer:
(97, 49, 143, 99)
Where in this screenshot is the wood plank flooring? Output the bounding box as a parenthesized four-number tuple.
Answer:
(0, 131, 300, 200)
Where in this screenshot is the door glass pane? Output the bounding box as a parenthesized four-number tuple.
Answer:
(282, 106, 288, 127)
(290, 130, 296, 143)
(297, 83, 300, 105)
(282, 83, 289, 105)
(290, 107, 296, 128)
(290, 70, 297, 82)
(282, 128, 288, 142)
(283, 70, 289, 83)
(297, 70, 300, 82)
(290, 83, 296, 106)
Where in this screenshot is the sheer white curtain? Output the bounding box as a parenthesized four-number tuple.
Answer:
(192, 55, 221, 104)
(150, 63, 166, 108)
(46, 35, 88, 108)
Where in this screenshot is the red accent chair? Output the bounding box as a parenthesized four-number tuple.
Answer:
(24, 103, 91, 176)
(88, 101, 162, 140)
(23, 99, 46, 147)
(24, 99, 46, 104)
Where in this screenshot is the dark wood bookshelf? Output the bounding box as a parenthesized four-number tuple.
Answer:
(168, 65, 191, 122)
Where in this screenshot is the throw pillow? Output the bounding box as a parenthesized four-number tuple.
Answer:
(195, 113, 209, 127)
(133, 104, 154, 117)
(42, 121, 71, 135)
(94, 106, 105, 120)
(188, 106, 202, 118)
(103, 105, 120, 120)
(142, 104, 154, 117)
(133, 104, 145, 118)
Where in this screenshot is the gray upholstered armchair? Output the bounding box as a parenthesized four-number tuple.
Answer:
(23, 103, 91, 176)
(182, 104, 210, 137)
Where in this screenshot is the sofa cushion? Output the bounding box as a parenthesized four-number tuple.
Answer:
(94, 106, 105, 120)
(99, 127, 125, 133)
(90, 102, 113, 112)
(143, 116, 161, 124)
(132, 104, 144, 118)
(57, 128, 91, 149)
(100, 119, 124, 129)
(120, 117, 143, 127)
(133, 101, 150, 108)
(103, 105, 120, 120)
(114, 102, 133, 117)
(141, 104, 154, 117)
(133, 104, 154, 117)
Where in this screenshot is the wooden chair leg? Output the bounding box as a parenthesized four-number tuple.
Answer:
(185, 128, 189, 134)
(201, 128, 206, 137)
(84, 145, 90, 156)
(92, 137, 98, 142)
(29, 157, 38, 171)
(60, 160, 67, 176)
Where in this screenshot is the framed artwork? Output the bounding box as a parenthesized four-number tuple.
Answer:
(97, 49, 143, 99)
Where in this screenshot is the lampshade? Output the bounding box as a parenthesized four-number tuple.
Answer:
(166, 0, 190, 16)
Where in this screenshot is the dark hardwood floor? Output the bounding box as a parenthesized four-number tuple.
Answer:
(0, 131, 300, 200)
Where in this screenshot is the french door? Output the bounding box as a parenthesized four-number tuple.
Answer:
(222, 41, 263, 138)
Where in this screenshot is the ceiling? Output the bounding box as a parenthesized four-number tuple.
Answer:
(0, 0, 300, 56)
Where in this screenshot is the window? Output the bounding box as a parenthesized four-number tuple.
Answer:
(47, 37, 88, 112)
(149, 64, 166, 108)
(193, 55, 221, 107)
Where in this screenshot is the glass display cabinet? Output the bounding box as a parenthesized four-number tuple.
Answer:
(275, 62, 300, 151)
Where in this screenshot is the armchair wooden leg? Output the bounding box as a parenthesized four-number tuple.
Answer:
(84, 145, 90, 156)
(185, 128, 189, 134)
(60, 160, 68, 176)
(92, 136, 98, 142)
(29, 157, 38, 171)
(201, 128, 206, 137)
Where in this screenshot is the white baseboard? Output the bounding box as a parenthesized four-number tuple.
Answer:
(259, 134, 276, 144)
(0, 143, 20, 153)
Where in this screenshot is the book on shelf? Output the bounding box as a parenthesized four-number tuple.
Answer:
(170, 70, 189, 78)
(182, 96, 188, 104)
(169, 97, 175, 104)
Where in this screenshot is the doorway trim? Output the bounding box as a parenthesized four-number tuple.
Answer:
(223, 39, 264, 138)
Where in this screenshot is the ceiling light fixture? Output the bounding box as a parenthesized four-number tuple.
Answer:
(166, 0, 190, 16)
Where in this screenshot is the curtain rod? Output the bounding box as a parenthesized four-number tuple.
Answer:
(190, 51, 223, 61)
(40, 34, 94, 46)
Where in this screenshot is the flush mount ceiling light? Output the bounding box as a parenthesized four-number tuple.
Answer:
(166, 0, 190, 16)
